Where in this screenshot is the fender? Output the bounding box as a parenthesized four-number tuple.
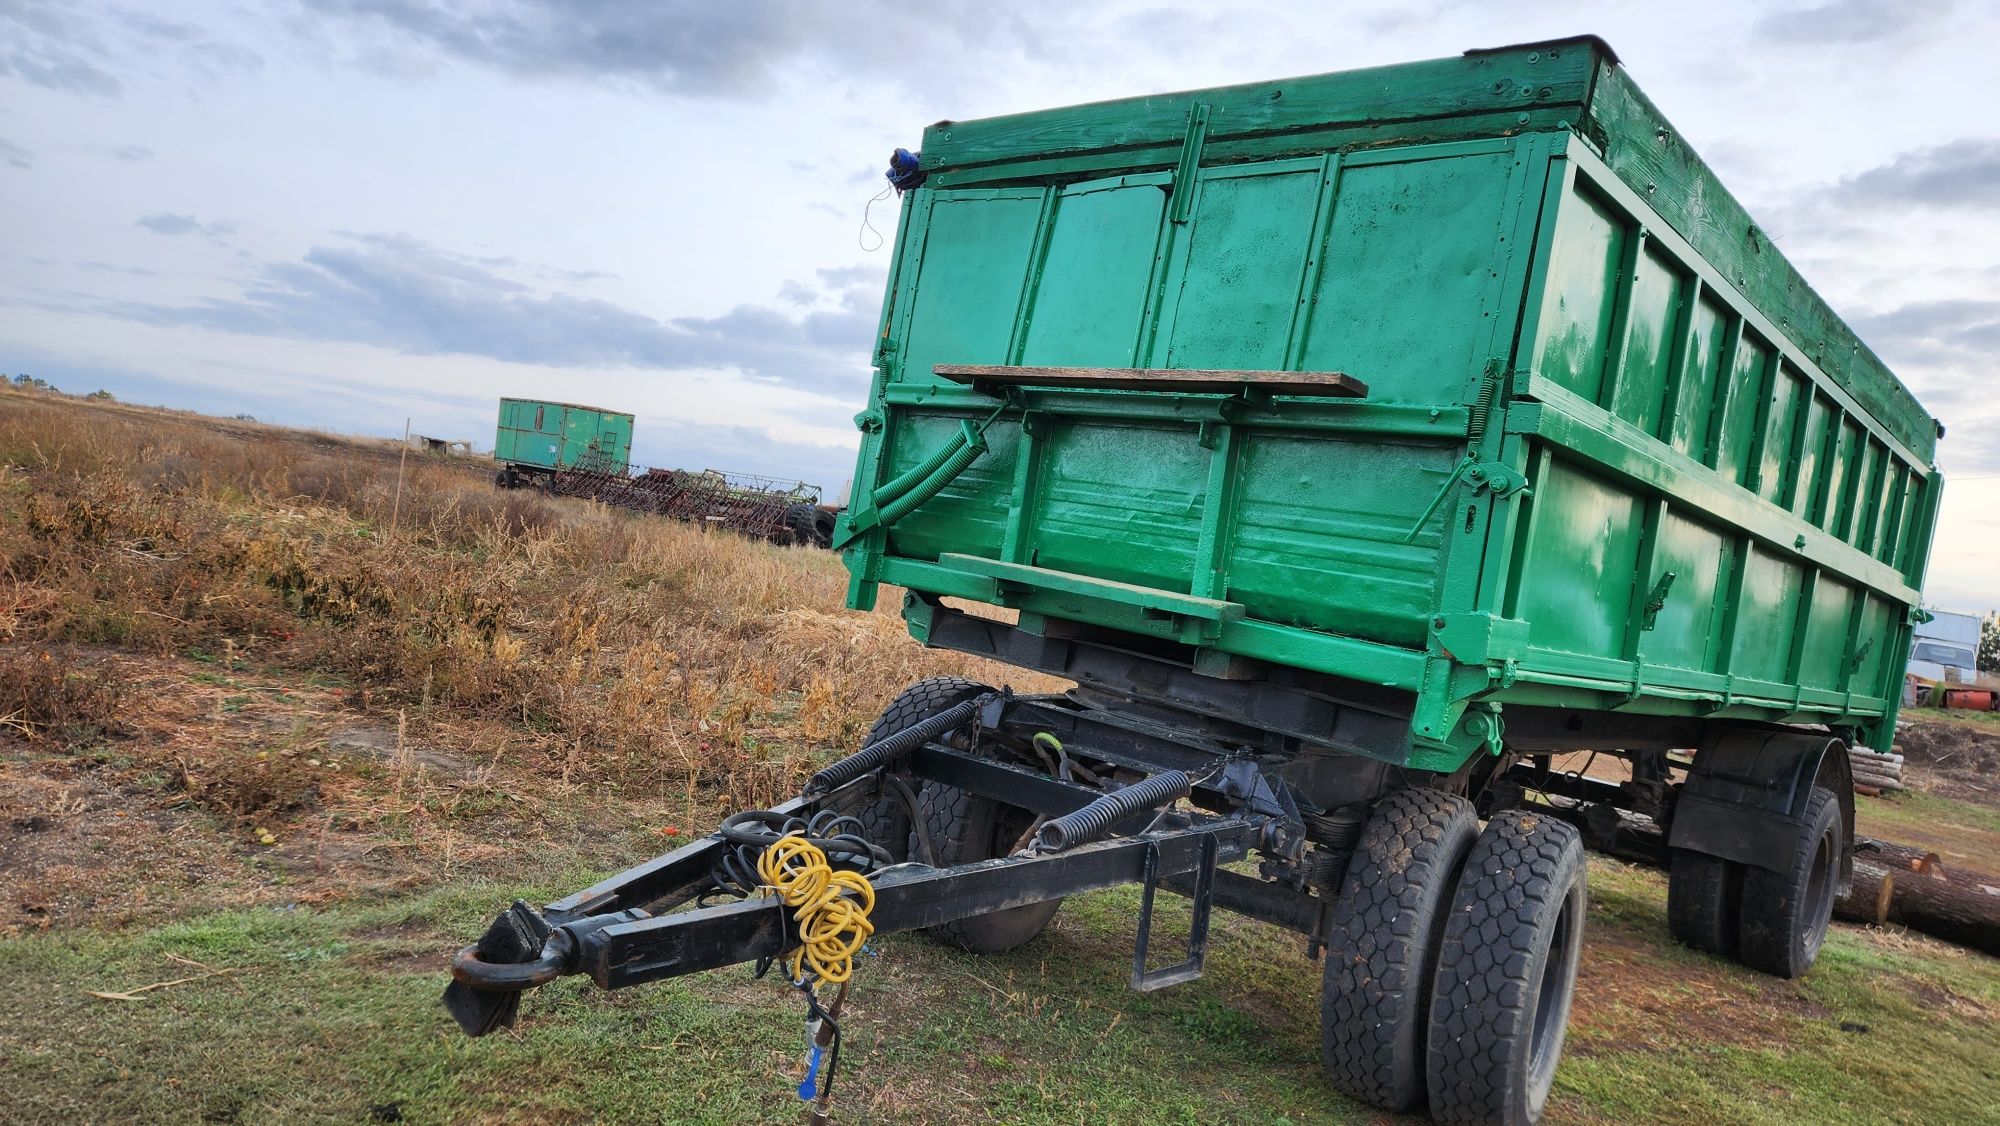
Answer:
(1667, 725, 1854, 887)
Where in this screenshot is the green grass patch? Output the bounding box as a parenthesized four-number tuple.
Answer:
(5, 860, 1996, 1124)
(1857, 789, 2000, 838)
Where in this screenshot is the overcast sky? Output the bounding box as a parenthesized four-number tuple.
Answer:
(2, 0, 1996, 608)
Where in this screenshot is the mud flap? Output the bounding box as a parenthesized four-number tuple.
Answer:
(1668, 727, 1854, 889)
(442, 901, 553, 1036)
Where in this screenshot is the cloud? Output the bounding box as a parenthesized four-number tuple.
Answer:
(300, 0, 1055, 99)
(112, 144, 154, 163)
(75, 260, 160, 277)
(136, 213, 237, 238)
(0, 1, 123, 97)
(1846, 299, 2000, 469)
(95, 232, 878, 396)
(1850, 299, 2000, 360)
(0, 139, 32, 171)
(1754, 0, 1954, 44)
(0, 1, 261, 99)
(1826, 139, 2000, 211)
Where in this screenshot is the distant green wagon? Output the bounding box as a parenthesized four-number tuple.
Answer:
(449, 39, 1944, 1126)
(492, 397, 633, 486)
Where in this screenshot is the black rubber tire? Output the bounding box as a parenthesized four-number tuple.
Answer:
(1321, 788, 1480, 1112)
(782, 503, 818, 546)
(826, 677, 990, 864)
(1666, 849, 1743, 958)
(1427, 809, 1588, 1126)
(1736, 787, 1841, 979)
(915, 765, 1061, 954)
(494, 469, 513, 489)
(812, 510, 837, 548)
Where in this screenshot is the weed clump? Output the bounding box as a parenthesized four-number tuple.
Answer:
(0, 645, 129, 745)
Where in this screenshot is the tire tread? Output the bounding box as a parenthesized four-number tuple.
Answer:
(1321, 788, 1479, 1112)
(1427, 809, 1587, 1126)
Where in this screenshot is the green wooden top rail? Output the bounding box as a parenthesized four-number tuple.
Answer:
(934, 364, 1369, 400)
(915, 35, 1938, 463)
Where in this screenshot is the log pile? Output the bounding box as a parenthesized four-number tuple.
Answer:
(1833, 836, 2000, 955)
(1849, 746, 1905, 795)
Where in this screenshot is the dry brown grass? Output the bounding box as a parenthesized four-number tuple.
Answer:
(0, 645, 128, 744)
(0, 388, 1048, 853)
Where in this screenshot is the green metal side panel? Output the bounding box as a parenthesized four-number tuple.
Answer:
(1499, 137, 1935, 750)
(843, 38, 1944, 768)
(494, 398, 632, 473)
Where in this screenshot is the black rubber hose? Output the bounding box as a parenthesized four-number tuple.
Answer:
(803, 694, 993, 794)
(1034, 771, 1194, 853)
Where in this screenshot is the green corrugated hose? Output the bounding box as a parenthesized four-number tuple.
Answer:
(833, 404, 1004, 550)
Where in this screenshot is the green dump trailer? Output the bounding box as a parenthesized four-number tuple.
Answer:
(492, 397, 633, 485)
(446, 39, 1943, 1126)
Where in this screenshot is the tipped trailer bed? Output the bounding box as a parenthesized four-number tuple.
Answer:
(447, 37, 1943, 1125)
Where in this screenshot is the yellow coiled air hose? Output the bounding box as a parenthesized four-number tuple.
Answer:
(757, 832, 876, 985)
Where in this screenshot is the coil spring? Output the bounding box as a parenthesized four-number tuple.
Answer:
(1468, 365, 1500, 444)
(1035, 770, 1194, 853)
(804, 694, 992, 794)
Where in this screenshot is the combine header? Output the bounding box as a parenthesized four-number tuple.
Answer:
(449, 36, 1944, 1125)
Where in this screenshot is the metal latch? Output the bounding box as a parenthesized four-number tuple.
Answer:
(1402, 458, 1532, 543)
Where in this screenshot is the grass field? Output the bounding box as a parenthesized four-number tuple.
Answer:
(2, 389, 1997, 1125)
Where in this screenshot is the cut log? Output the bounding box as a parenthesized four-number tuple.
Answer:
(1853, 783, 1883, 797)
(1854, 836, 1938, 869)
(1851, 754, 1904, 768)
(1834, 842, 2000, 955)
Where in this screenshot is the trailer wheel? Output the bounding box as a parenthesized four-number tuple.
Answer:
(1427, 810, 1586, 1126)
(913, 777, 1061, 953)
(1320, 788, 1479, 1112)
(1736, 787, 1841, 979)
(1666, 850, 1742, 957)
(782, 503, 818, 546)
(828, 677, 992, 864)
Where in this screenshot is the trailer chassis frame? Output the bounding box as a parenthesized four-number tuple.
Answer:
(447, 739, 1326, 1034)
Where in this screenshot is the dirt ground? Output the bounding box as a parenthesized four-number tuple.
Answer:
(1894, 717, 2000, 805)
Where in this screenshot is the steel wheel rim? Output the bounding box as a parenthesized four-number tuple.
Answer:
(1527, 892, 1578, 1094)
(1802, 827, 1836, 954)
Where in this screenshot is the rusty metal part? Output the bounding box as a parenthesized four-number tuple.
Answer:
(546, 462, 821, 543)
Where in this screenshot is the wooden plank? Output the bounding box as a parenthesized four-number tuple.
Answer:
(934, 364, 1367, 399)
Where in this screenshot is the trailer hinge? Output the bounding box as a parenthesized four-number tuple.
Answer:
(1429, 611, 1528, 665)
(1465, 462, 1529, 498)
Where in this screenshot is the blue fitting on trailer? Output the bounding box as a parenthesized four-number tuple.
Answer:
(886, 147, 925, 192)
